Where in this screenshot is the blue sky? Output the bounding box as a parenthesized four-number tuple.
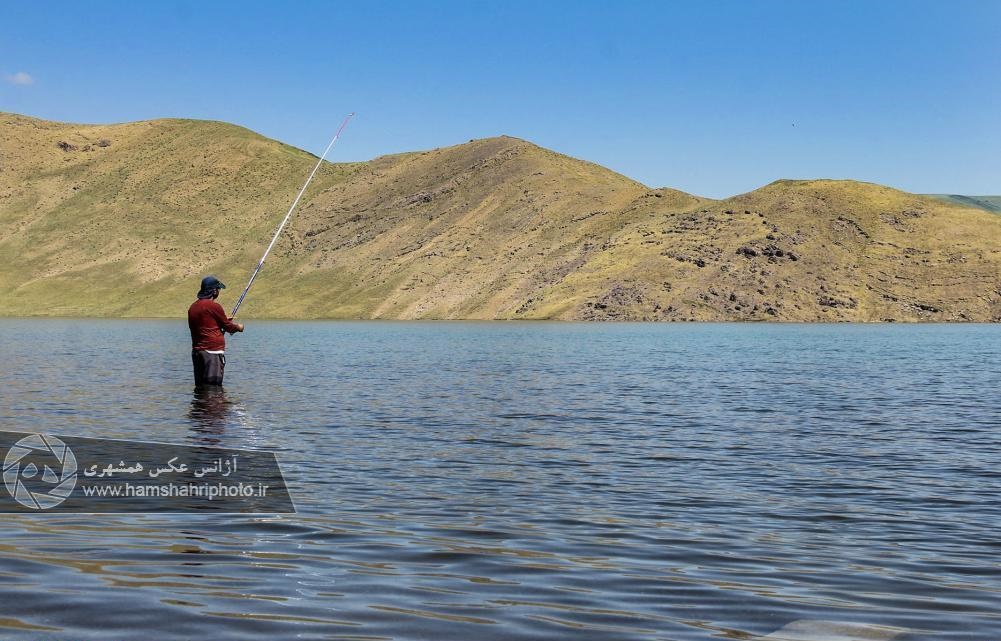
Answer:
(2, 0, 998, 198)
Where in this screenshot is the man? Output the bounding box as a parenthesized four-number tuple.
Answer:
(188, 276, 244, 386)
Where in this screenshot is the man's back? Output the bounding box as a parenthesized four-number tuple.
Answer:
(188, 298, 237, 351)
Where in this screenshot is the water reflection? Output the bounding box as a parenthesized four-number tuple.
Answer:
(186, 387, 265, 450)
(188, 386, 232, 445)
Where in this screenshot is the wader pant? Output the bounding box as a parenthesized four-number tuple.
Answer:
(192, 350, 226, 386)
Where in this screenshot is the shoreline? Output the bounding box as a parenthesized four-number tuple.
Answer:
(0, 314, 996, 325)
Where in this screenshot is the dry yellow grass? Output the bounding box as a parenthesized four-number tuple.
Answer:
(1, 113, 998, 321)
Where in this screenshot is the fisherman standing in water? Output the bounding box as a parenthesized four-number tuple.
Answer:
(188, 276, 244, 386)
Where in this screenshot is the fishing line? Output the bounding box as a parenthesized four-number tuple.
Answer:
(230, 112, 355, 318)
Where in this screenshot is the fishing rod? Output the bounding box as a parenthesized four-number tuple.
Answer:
(230, 112, 355, 319)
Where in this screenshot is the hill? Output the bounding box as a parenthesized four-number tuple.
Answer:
(1, 113, 999, 321)
(924, 194, 1001, 214)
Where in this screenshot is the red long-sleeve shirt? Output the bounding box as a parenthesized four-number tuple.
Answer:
(188, 298, 241, 351)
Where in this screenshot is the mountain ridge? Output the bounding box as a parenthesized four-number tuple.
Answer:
(1, 112, 998, 321)
(924, 194, 1001, 214)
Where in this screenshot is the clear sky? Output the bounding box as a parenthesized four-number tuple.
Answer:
(2, 0, 998, 198)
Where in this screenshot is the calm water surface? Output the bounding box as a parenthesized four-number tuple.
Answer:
(0, 320, 999, 640)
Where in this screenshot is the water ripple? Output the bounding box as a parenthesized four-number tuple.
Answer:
(0, 320, 998, 639)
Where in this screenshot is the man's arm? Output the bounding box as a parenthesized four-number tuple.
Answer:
(210, 302, 244, 334)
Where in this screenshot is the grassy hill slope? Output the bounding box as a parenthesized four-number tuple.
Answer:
(1, 113, 999, 321)
(924, 194, 1001, 214)
(0, 113, 357, 315)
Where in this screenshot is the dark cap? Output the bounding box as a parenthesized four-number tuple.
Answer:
(197, 275, 226, 299)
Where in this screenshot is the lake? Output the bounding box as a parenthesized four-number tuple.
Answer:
(0, 320, 998, 640)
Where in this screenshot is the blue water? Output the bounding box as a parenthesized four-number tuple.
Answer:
(0, 320, 999, 639)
